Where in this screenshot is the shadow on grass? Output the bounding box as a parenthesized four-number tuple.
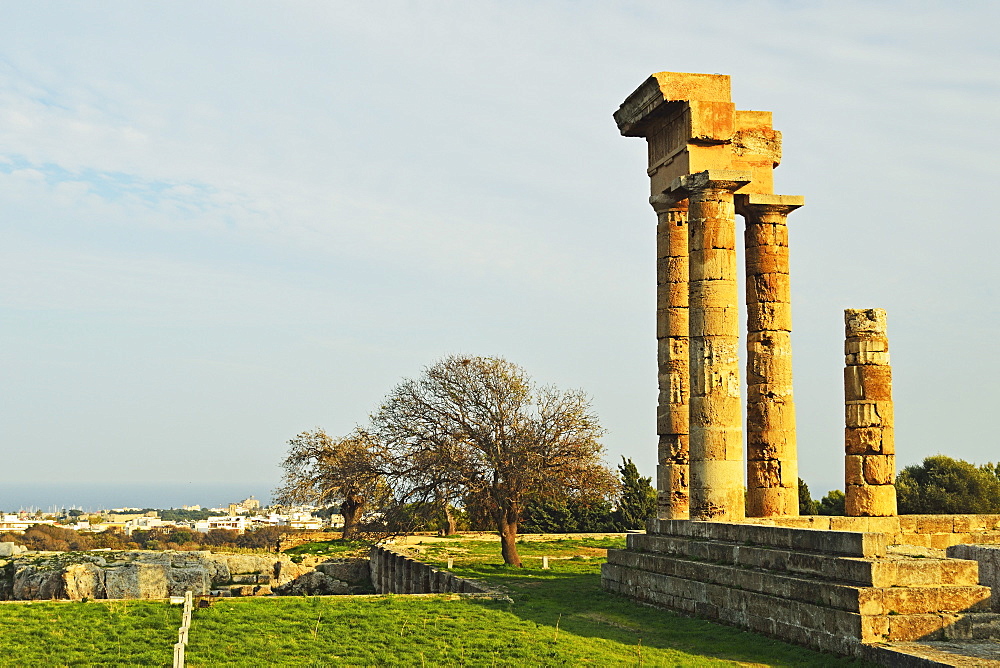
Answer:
(460, 565, 871, 668)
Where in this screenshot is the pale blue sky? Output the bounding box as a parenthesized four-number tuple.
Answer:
(1, 1, 998, 504)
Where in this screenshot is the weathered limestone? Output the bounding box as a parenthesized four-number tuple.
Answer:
(672, 170, 749, 521)
(844, 308, 897, 517)
(368, 545, 494, 595)
(0, 550, 350, 601)
(616, 71, 797, 521)
(0, 542, 26, 557)
(613, 72, 782, 197)
(651, 193, 690, 519)
(737, 193, 803, 517)
(604, 522, 1000, 659)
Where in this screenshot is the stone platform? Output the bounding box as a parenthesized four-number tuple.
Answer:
(603, 519, 1000, 664)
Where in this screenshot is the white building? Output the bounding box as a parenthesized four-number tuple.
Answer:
(194, 516, 249, 533)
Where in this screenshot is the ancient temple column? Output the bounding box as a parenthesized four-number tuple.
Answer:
(737, 194, 803, 517)
(651, 193, 690, 520)
(844, 308, 897, 517)
(674, 169, 749, 521)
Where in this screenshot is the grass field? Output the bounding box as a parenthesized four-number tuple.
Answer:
(0, 536, 872, 667)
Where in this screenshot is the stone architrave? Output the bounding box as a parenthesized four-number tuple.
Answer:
(671, 169, 750, 521)
(844, 308, 897, 517)
(651, 193, 690, 519)
(737, 193, 803, 517)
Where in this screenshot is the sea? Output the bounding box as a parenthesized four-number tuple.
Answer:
(0, 481, 277, 513)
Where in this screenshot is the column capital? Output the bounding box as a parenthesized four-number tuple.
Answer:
(669, 169, 752, 198)
(649, 192, 688, 214)
(736, 193, 804, 218)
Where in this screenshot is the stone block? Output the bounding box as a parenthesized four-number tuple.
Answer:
(747, 397, 795, 430)
(843, 365, 893, 402)
(745, 272, 790, 304)
(862, 455, 894, 486)
(657, 336, 689, 364)
(656, 255, 687, 284)
(887, 613, 949, 641)
(689, 306, 740, 338)
(845, 308, 887, 336)
(656, 406, 689, 436)
(938, 558, 981, 587)
(930, 533, 961, 549)
(746, 301, 792, 332)
(687, 218, 736, 251)
(689, 249, 737, 281)
(746, 486, 794, 518)
(744, 228, 789, 253)
(845, 455, 865, 486)
(687, 99, 736, 142)
(915, 516, 955, 534)
(969, 613, 1000, 638)
(655, 234, 685, 264)
(745, 249, 790, 275)
(747, 458, 783, 488)
(845, 400, 893, 428)
(657, 281, 687, 310)
(845, 426, 894, 455)
(846, 484, 897, 517)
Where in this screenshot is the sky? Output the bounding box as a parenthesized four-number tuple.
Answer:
(1, 1, 999, 509)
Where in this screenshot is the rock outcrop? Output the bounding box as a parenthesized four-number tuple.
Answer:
(0, 542, 27, 557)
(0, 550, 355, 601)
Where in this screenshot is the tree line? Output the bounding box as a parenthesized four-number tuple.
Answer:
(799, 455, 1000, 515)
(276, 355, 655, 566)
(0, 523, 294, 553)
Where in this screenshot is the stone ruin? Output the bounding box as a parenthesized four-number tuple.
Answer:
(0, 549, 370, 601)
(601, 71, 1000, 665)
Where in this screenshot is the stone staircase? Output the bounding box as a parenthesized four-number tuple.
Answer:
(602, 520, 1000, 660)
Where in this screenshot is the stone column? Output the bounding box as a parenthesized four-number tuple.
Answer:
(674, 169, 750, 521)
(844, 308, 897, 516)
(651, 193, 690, 520)
(737, 194, 803, 517)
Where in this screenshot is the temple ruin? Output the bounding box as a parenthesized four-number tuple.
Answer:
(602, 71, 1000, 665)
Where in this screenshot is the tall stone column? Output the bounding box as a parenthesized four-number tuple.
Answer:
(844, 308, 897, 517)
(651, 193, 690, 520)
(737, 194, 803, 517)
(674, 169, 750, 521)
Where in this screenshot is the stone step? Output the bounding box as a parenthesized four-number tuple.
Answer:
(603, 561, 878, 649)
(885, 612, 1000, 642)
(607, 548, 991, 615)
(648, 519, 887, 557)
(604, 562, 1000, 646)
(626, 533, 981, 588)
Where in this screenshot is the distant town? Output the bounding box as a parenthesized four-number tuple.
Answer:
(0, 496, 343, 536)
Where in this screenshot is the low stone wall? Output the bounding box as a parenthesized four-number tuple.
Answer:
(747, 515, 1000, 549)
(603, 519, 1000, 662)
(369, 545, 492, 595)
(277, 531, 340, 551)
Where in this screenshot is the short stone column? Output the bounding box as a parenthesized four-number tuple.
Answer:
(844, 308, 897, 516)
(737, 193, 803, 517)
(651, 193, 690, 520)
(674, 169, 750, 521)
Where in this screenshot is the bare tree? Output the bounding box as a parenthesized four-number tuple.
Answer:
(275, 428, 386, 540)
(372, 355, 616, 566)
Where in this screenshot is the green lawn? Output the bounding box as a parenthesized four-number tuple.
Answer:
(0, 537, 872, 667)
(0, 599, 179, 666)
